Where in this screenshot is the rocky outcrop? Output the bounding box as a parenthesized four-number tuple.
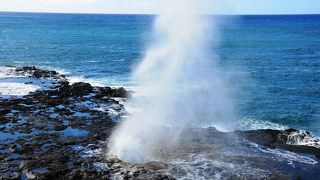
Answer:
(95, 87, 131, 98)
(69, 82, 93, 97)
(15, 66, 64, 79)
(237, 129, 320, 159)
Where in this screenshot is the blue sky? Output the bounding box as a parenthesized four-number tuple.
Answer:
(0, 0, 319, 14)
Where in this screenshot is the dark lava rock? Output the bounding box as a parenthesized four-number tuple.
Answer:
(15, 66, 61, 79)
(33, 70, 58, 78)
(16, 66, 37, 72)
(95, 87, 112, 98)
(69, 82, 93, 97)
(112, 87, 131, 98)
(237, 128, 320, 159)
(95, 87, 130, 98)
(0, 109, 10, 116)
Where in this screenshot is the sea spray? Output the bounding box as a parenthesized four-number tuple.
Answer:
(109, 0, 236, 163)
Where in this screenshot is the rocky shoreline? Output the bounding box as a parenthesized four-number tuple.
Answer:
(0, 66, 173, 179)
(0, 66, 319, 179)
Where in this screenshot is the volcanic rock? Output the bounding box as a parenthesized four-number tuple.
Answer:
(237, 128, 320, 158)
(69, 82, 93, 97)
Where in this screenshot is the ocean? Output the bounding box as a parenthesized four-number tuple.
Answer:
(0, 12, 319, 135)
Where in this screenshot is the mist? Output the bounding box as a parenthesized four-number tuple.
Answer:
(108, 0, 236, 163)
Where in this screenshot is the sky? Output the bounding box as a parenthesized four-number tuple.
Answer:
(0, 0, 319, 15)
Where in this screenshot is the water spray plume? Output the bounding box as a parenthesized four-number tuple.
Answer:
(108, 0, 236, 163)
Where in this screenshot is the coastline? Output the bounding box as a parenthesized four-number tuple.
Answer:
(0, 66, 319, 179)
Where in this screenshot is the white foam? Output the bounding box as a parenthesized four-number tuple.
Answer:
(67, 75, 105, 87)
(249, 142, 318, 166)
(0, 66, 18, 78)
(168, 154, 271, 180)
(287, 130, 320, 149)
(0, 82, 39, 97)
(238, 117, 288, 131)
(37, 66, 70, 76)
(166, 142, 318, 179)
(0, 66, 56, 98)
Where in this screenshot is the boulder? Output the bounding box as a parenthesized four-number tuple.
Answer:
(112, 87, 130, 98)
(95, 87, 130, 98)
(69, 82, 93, 97)
(95, 87, 113, 98)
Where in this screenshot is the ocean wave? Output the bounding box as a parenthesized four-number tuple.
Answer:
(36, 66, 71, 76)
(0, 66, 38, 97)
(238, 117, 289, 131)
(0, 66, 20, 78)
(0, 76, 54, 98)
(67, 75, 105, 87)
(0, 82, 40, 97)
(0, 66, 57, 98)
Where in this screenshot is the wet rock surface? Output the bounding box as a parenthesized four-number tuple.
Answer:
(0, 66, 319, 179)
(0, 66, 171, 179)
(238, 129, 320, 159)
(157, 128, 320, 179)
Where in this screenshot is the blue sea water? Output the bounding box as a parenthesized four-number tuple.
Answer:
(0, 12, 319, 135)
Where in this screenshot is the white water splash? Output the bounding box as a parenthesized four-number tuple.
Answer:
(238, 117, 289, 131)
(287, 130, 320, 149)
(0, 66, 54, 98)
(109, 0, 236, 163)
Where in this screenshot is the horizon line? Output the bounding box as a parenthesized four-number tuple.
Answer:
(0, 10, 319, 16)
